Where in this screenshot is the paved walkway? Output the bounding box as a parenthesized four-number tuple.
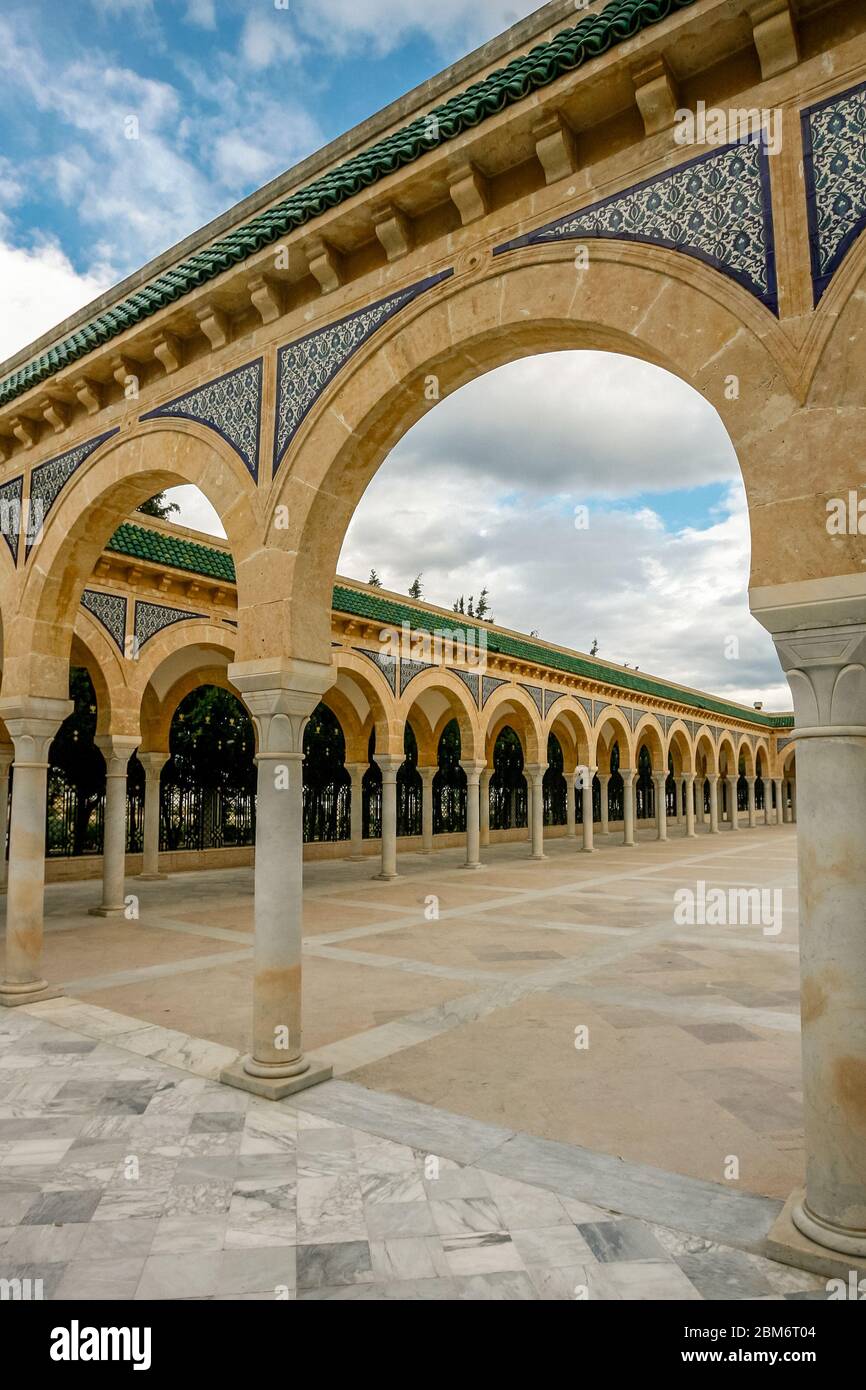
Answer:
(0, 1004, 825, 1301)
(30, 826, 803, 1196)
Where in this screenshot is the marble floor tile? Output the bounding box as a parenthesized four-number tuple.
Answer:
(296, 1240, 373, 1289)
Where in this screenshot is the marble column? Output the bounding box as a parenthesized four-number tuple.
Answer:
(773, 777, 784, 826)
(580, 766, 596, 853)
(525, 780, 533, 842)
(621, 769, 636, 847)
(479, 767, 491, 847)
(707, 774, 720, 833)
(746, 776, 757, 829)
(0, 697, 72, 1007)
(565, 770, 577, 841)
(653, 774, 667, 841)
(0, 747, 12, 891)
(509, 785, 518, 830)
(768, 623, 866, 1254)
(374, 754, 402, 880)
(684, 773, 697, 837)
(90, 736, 139, 916)
(220, 662, 334, 1100)
(138, 751, 168, 880)
(346, 762, 367, 860)
(526, 764, 546, 860)
(419, 766, 436, 853)
(460, 760, 485, 870)
(728, 776, 740, 832)
(599, 774, 610, 834)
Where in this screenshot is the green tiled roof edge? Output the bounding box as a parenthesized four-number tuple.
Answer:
(103, 522, 793, 730)
(333, 584, 793, 729)
(106, 521, 236, 582)
(0, 0, 699, 409)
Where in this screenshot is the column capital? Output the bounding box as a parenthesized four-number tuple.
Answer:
(374, 754, 404, 782)
(707, 772, 720, 784)
(344, 760, 368, 778)
(683, 771, 696, 783)
(771, 623, 866, 738)
(138, 750, 170, 775)
(229, 658, 334, 758)
(0, 696, 73, 765)
(95, 734, 140, 774)
(417, 764, 437, 784)
(621, 767, 635, 785)
(524, 762, 546, 787)
(459, 759, 487, 782)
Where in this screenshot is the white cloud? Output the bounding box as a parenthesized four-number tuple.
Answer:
(338, 352, 790, 710)
(240, 12, 305, 70)
(293, 0, 536, 56)
(185, 0, 216, 29)
(0, 237, 114, 363)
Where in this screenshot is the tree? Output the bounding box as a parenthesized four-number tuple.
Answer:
(138, 492, 180, 520)
(408, 574, 423, 600)
(475, 588, 492, 621)
(452, 595, 465, 614)
(368, 569, 382, 588)
(590, 638, 599, 656)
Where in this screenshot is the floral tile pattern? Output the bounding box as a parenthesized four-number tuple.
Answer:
(802, 79, 866, 304)
(134, 600, 207, 650)
(81, 589, 127, 653)
(273, 271, 452, 470)
(0, 474, 23, 564)
(497, 140, 777, 313)
(141, 360, 262, 480)
(26, 430, 119, 560)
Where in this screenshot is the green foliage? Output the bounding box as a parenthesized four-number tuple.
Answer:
(137, 492, 180, 520)
(168, 687, 255, 793)
(408, 574, 423, 600)
(368, 569, 382, 588)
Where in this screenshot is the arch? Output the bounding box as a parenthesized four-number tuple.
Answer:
(545, 697, 592, 772)
(71, 611, 131, 738)
(331, 649, 397, 757)
(141, 664, 239, 755)
(716, 732, 738, 778)
(272, 247, 811, 668)
(693, 727, 718, 776)
(481, 684, 543, 765)
(4, 422, 258, 702)
(593, 706, 633, 771)
(736, 735, 756, 777)
(396, 666, 481, 763)
(633, 714, 666, 773)
(666, 720, 694, 776)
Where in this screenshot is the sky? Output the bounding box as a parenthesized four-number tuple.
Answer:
(0, 0, 791, 709)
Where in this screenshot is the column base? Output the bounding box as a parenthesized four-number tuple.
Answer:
(765, 1189, 866, 1277)
(0, 980, 64, 1008)
(88, 904, 127, 918)
(137, 872, 168, 882)
(220, 1056, 333, 1101)
(373, 871, 399, 881)
(529, 853, 547, 861)
(460, 861, 485, 871)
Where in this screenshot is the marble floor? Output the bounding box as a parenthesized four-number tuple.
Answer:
(20, 824, 803, 1198)
(0, 1004, 826, 1301)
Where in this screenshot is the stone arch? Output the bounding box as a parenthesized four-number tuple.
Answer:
(71, 611, 131, 738)
(736, 735, 756, 777)
(141, 664, 239, 755)
(666, 721, 694, 776)
(594, 706, 633, 772)
(272, 246, 811, 669)
(717, 732, 738, 778)
(331, 650, 397, 758)
(633, 714, 666, 773)
(545, 697, 592, 772)
(4, 422, 258, 702)
(320, 686, 367, 764)
(396, 667, 481, 763)
(693, 727, 717, 776)
(481, 685, 543, 765)
(754, 738, 771, 779)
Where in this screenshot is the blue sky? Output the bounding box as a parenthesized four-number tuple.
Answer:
(0, 0, 791, 708)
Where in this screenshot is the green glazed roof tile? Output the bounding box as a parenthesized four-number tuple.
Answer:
(104, 521, 792, 730)
(0, 0, 698, 409)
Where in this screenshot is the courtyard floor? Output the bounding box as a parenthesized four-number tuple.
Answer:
(1, 824, 820, 1300)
